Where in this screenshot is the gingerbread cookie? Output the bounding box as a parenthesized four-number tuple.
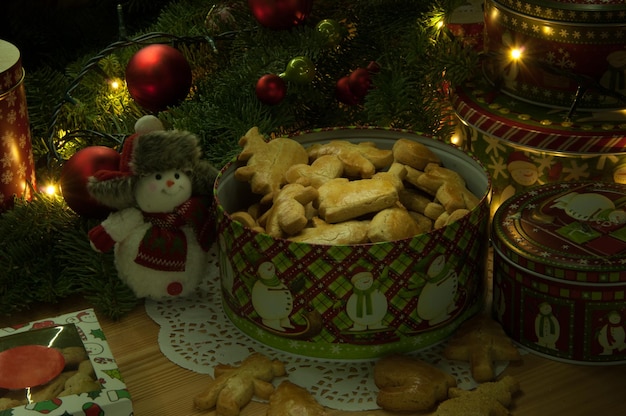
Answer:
(374, 354, 457, 412)
(443, 314, 522, 382)
(235, 127, 308, 202)
(433, 375, 520, 416)
(267, 381, 328, 416)
(193, 353, 286, 416)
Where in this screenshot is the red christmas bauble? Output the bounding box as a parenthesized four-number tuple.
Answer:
(248, 0, 313, 30)
(256, 74, 287, 105)
(60, 146, 120, 218)
(335, 76, 361, 105)
(125, 44, 192, 113)
(348, 67, 372, 99)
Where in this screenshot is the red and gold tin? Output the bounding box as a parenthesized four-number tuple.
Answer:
(0, 39, 36, 210)
(452, 78, 626, 216)
(492, 181, 626, 364)
(483, 0, 626, 110)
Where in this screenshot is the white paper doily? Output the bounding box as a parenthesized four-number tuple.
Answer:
(145, 244, 510, 411)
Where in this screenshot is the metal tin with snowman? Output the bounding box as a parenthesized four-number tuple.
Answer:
(492, 181, 626, 364)
(214, 127, 491, 360)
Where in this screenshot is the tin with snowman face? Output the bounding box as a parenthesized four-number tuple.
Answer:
(492, 181, 626, 364)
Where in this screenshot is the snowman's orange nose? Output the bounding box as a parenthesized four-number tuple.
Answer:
(166, 179, 175, 187)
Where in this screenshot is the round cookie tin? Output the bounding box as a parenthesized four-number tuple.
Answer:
(492, 181, 626, 364)
(483, 0, 626, 109)
(214, 127, 491, 359)
(451, 77, 626, 216)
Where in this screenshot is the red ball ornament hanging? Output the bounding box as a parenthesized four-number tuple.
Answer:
(125, 44, 192, 113)
(60, 146, 120, 218)
(348, 67, 372, 99)
(335, 76, 361, 105)
(248, 0, 313, 30)
(256, 74, 287, 105)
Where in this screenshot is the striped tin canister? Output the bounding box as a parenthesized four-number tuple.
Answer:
(452, 77, 626, 216)
(492, 181, 626, 364)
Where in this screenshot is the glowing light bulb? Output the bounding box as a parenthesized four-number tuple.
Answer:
(450, 134, 462, 146)
(436, 20, 445, 30)
(110, 79, 120, 89)
(510, 47, 523, 61)
(44, 184, 57, 196)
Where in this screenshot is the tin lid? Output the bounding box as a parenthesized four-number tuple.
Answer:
(452, 79, 626, 154)
(492, 181, 626, 283)
(0, 39, 23, 95)
(492, 0, 626, 23)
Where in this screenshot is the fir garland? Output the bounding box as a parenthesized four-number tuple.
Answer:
(0, 0, 478, 319)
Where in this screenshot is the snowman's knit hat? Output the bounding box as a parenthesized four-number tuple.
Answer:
(87, 130, 203, 210)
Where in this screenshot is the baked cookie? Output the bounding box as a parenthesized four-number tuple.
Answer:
(267, 381, 328, 416)
(443, 314, 521, 382)
(193, 353, 286, 416)
(433, 375, 520, 416)
(374, 354, 456, 412)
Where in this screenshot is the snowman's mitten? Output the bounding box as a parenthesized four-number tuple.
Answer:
(374, 354, 456, 412)
(88, 225, 115, 253)
(193, 353, 286, 416)
(88, 208, 145, 252)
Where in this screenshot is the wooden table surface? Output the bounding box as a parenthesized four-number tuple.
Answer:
(2, 297, 625, 416)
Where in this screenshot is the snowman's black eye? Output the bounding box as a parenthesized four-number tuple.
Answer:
(155, 174, 162, 180)
(174, 172, 180, 179)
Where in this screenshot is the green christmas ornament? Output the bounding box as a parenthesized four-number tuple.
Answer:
(279, 56, 316, 83)
(315, 19, 343, 45)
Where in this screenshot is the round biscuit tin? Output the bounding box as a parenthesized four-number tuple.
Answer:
(492, 181, 626, 363)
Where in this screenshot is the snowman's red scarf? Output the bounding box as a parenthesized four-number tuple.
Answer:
(135, 197, 212, 272)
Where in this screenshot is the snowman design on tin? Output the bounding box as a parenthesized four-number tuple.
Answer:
(534, 302, 560, 350)
(597, 311, 626, 355)
(346, 268, 388, 331)
(416, 254, 459, 326)
(251, 262, 295, 331)
(552, 191, 626, 226)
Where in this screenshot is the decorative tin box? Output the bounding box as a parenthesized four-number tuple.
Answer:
(0, 309, 133, 415)
(492, 181, 626, 363)
(483, 0, 626, 110)
(214, 127, 491, 359)
(452, 78, 626, 216)
(0, 39, 36, 210)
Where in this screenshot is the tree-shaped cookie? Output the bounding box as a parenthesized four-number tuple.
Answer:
(433, 375, 520, 416)
(235, 127, 308, 203)
(443, 314, 521, 382)
(193, 353, 286, 416)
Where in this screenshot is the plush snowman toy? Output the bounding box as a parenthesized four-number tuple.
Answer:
(86, 116, 218, 299)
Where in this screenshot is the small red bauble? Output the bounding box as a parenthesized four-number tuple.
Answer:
(60, 146, 120, 218)
(248, 0, 313, 30)
(348, 67, 372, 99)
(335, 76, 361, 105)
(256, 74, 287, 105)
(125, 44, 192, 113)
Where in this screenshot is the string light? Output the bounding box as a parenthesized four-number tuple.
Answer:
(44, 184, 58, 196)
(510, 47, 523, 61)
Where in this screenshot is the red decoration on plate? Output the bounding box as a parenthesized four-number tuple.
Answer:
(60, 146, 121, 218)
(125, 44, 192, 112)
(0, 345, 65, 389)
